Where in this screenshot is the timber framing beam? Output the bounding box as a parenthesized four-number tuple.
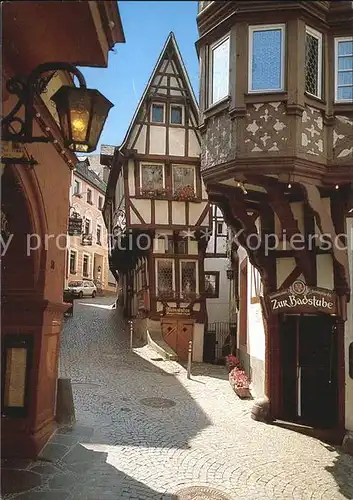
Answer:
(247, 174, 316, 286)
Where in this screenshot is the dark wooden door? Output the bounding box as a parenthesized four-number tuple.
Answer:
(299, 316, 338, 428)
(280, 315, 338, 428)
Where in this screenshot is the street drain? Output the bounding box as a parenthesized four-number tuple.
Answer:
(151, 357, 164, 361)
(175, 487, 232, 500)
(140, 397, 176, 408)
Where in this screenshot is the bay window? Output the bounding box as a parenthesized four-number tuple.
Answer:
(335, 37, 353, 102)
(305, 26, 322, 99)
(249, 24, 285, 92)
(209, 35, 230, 106)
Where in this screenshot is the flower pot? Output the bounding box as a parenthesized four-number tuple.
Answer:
(234, 386, 251, 399)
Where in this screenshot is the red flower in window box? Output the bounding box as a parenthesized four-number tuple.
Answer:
(173, 185, 196, 201)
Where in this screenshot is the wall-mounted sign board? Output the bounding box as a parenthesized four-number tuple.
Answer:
(165, 307, 190, 316)
(267, 280, 337, 315)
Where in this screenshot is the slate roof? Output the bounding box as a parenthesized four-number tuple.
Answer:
(75, 158, 107, 194)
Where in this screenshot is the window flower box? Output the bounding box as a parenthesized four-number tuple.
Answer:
(141, 188, 169, 198)
(173, 185, 197, 201)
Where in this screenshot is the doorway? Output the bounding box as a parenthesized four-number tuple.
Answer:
(161, 319, 193, 361)
(280, 314, 338, 428)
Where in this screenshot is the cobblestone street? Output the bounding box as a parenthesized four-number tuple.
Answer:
(2, 297, 353, 500)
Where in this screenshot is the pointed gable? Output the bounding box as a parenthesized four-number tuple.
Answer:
(121, 32, 200, 157)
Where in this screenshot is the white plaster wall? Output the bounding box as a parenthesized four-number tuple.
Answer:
(346, 217, 353, 432)
(172, 201, 186, 225)
(155, 200, 169, 225)
(204, 256, 229, 324)
(169, 128, 185, 156)
(247, 262, 266, 398)
(131, 199, 151, 224)
(135, 125, 147, 154)
(188, 129, 200, 158)
(193, 323, 204, 362)
(149, 126, 166, 155)
(276, 257, 296, 289)
(189, 202, 207, 227)
(128, 160, 135, 196)
(316, 254, 334, 289)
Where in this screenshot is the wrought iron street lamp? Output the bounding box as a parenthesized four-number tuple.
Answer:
(2, 62, 113, 154)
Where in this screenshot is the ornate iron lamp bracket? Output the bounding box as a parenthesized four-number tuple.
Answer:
(2, 62, 87, 144)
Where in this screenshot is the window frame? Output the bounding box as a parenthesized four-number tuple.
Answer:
(140, 162, 165, 191)
(170, 104, 184, 125)
(155, 258, 175, 296)
(69, 249, 78, 274)
(204, 271, 220, 298)
(86, 188, 92, 204)
(98, 196, 103, 210)
(172, 164, 196, 194)
(82, 253, 90, 278)
(73, 180, 80, 195)
(96, 224, 102, 245)
(334, 36, 353, 103)
(208, 34, 230, 107)
(248, 23, 286, 94)
(179, 259, 199, 295)
(305, 26, 323, 99)
(84, 218, 91, 235)
(150, 102, 165, 124)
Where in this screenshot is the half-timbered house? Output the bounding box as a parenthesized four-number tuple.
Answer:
(102, 33, 212, 361)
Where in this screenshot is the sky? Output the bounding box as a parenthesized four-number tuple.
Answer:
(80, 0, 199, 152)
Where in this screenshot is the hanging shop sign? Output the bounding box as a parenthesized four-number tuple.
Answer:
(68, 213, 83, 236)
(165, 306, 190, 316)
(267, 280, 337, 315)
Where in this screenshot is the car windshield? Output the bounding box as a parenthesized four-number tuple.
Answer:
(68, 281, 82, 287)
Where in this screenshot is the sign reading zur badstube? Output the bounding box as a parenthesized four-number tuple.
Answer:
(267, 279, 337, 315)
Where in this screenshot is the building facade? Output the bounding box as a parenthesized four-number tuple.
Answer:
(1, 1, 124, 457)
(103, 33, 214, 362)
(197, 0, 353, 446)
(67, 157, 116, 294)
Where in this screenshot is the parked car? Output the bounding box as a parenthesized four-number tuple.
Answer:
(64, 280, 97, 298)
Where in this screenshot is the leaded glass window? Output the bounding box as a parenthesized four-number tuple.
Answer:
(156, 259, 174, 295)
(210, 36, 230, 105)
(172, 165, 195, 193)
(335, 37, 353, 102)
(141, 164, 164, 190)
(180, 260, 197, 295)
(249, 25, 285, 92)
(305, 27, 322, 98)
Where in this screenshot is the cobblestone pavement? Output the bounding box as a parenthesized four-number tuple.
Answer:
(2, 297, 353, 500)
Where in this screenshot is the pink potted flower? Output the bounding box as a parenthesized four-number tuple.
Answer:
(229, 367, 251, 398)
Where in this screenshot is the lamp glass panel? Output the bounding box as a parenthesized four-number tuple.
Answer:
(4, 347, 27, 407)
(86, 91, 113, 152)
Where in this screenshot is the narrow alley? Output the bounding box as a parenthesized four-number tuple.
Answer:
(2, 297, 353, 500)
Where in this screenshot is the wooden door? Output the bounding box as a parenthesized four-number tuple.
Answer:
(299, 315, 338, 428)
(161, 320, 178, 354)
(161, 319, 193, 361)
